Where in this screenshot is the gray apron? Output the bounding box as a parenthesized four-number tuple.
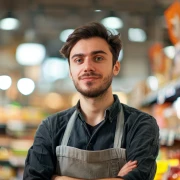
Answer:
(56, 106, 126, 179)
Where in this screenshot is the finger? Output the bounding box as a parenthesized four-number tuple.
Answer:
(118, 162, 137, 176)
(126, 162, 137, 168)
(118, 166, 137, 176)
(123, 161, 137, 168)
(127, 160, 137, 165)
(124, 164, 137, 171)
(121, 164, 137, 172)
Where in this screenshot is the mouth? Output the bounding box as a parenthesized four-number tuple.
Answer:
(80, 76, 99, 80)
(79, 73, 102, 80)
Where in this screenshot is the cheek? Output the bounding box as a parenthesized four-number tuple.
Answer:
(69, 67, 80, 79)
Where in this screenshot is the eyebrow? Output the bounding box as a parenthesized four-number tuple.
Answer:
(71, 50, 107, 59)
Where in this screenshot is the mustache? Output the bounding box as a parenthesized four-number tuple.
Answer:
(79, 72, 102, 79)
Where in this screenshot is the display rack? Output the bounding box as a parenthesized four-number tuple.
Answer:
(141, 78, 180, 107)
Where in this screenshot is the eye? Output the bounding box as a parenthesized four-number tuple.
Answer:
(94, 56, 103, 62)
(75, 58, 83, 64)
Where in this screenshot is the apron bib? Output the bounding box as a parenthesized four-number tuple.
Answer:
(56, 106, 126, 179)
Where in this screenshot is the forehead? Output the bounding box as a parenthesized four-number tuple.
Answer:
(70, 37, 111, 58)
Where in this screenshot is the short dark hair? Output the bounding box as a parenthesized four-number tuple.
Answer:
(60, 22, 122, 65)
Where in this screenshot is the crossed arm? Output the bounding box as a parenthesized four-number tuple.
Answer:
(52, 177, 119, 180)
(51, 160, 137, 180)
(23, 114, 159, 180)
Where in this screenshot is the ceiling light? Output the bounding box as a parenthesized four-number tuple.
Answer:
(128, 28, 147, 42)
(42, 57, 69, 82)
(163, 46, 175, 59)
(16, 43, 46, 66)
(94, 10, 102, 12)
(17, 78, 35, 95)
(101, 11, 123, 29)
(59, 29, 74, 42)
(101, 17, 123, 29)
(0, 12, 20, 30)
(0, 75, 12, 90)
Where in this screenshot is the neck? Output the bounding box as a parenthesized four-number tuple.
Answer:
(79, 88, 114, 126)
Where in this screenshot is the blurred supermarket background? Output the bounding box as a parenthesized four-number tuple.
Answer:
(0, 0, 180, 179)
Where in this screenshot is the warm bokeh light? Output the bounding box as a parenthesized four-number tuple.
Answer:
(71, 93, 80, 106)
(113, 92, 127, 104)
(44, 93, 64, 110)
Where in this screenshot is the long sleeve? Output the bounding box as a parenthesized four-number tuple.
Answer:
(122, 110, 159, 180)
(23, 119, 55, 180)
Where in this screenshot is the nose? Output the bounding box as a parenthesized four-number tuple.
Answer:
(83, 58, 95, 72)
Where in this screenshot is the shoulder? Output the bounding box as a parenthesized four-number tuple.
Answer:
(122, 103, 156, 120)
(121, 103, 159, 131)
(121, 104, 159, 150)
(47, 107, 76, 121)
(41, 107, 76, 132)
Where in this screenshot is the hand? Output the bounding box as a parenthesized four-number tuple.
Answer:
(51, 175, 68, 180)
(51, 175, 81, 180)
(51, 175, 62, 180)
(117, 160, 137, 177)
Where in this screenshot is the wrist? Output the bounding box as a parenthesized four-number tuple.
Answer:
(116, 176, 124, 179)
(51, 175, 61, 180)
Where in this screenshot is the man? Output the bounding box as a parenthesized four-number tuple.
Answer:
(23, 22, 159, 180)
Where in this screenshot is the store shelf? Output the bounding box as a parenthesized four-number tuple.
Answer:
(9, 156, 26, 168)
(141, 91, 158, 107)
(0, 159, 10, 165)
(0, 124, 6, 128)
(141, 78, 180, 107)
(0, 124, 6, 135)
(160, 129, 180, 146)
(0, 122, 38, 129)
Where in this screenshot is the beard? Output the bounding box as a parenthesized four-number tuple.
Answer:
(72, 72, 113, 98)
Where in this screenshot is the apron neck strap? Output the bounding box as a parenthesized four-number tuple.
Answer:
(113, 105, 124, 148)
(61, 110, 77, 146)
(61, 105, 124, 148)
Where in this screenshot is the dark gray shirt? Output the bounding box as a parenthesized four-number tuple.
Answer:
(23, 95, 159, 180)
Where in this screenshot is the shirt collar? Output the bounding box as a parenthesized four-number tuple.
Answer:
(76, 102, 84, 122)
(75, 94, 121, 123)
(105, 94, 121, 122)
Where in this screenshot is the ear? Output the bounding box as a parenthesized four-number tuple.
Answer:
(113, 61, 120, 76)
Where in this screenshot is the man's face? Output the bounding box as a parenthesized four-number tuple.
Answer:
(69, 37, 120, 98)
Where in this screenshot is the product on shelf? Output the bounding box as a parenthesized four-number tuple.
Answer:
(0, 147, 10, 161)
(155, 159, 180, 180)
(164, 1, 180, 45)
(0, 165, 15, 180)
(173, 42, 180, 79)
(166, 166, 180, 180)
